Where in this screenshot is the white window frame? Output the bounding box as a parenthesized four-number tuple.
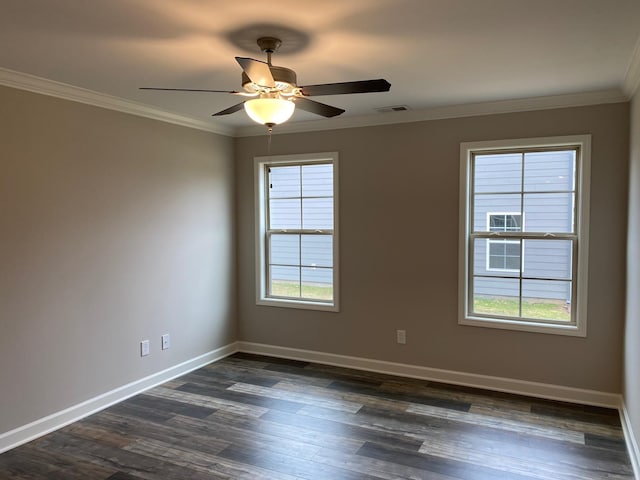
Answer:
(459, 135, 590, 336)
(255, 152, 339, 312)
(486, 212, 524, 273)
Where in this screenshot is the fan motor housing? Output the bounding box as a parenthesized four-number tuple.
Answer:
(242, 66, 297, 93)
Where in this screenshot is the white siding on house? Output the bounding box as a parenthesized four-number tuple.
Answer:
(472, 150, 575, 302)
(266, 163, 335, 295)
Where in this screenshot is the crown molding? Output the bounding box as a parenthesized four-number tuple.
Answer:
(623, 34, 640, 98)
(1, 67, 629, 139)
(236, 89, 628, 137)
(0, 67, 234, 137)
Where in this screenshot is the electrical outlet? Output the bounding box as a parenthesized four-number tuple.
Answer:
(396, 329, 406, 344)
(140, 339, 150, 356)
(161, 334, 170, 350)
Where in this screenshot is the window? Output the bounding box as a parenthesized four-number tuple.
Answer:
(459, 136, 590, 336)
(255, 152, 339, 311)
(486, 213, 523, 272)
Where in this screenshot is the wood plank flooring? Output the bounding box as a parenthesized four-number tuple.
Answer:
(0, 352, 634, 479)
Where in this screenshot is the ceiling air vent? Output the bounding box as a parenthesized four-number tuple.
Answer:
(375, 105, 411, 113)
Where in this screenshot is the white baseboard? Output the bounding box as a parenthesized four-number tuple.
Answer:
(237, 341, 621, 408)
(621, 401, 640, 480)
(0, 342, 238, 454)
(2, 340, 628, 462)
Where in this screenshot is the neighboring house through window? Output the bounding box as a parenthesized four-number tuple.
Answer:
(459, 135, 590, 336)
(487, 213, 523, 272)
(255, 152, 339, 311)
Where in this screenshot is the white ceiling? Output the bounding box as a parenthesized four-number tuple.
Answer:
(2, 0, 640, 135)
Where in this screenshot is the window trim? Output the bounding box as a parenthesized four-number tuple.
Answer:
(254, 152, 340, 312)
(458, 135, 590, 336)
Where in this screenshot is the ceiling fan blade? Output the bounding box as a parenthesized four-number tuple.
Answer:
(140, 87, 238, 93)
(235, 57, 275, 88)
(212, 102, 245, 116)
(300, 79, 391, 97)
(293, 97, 345, 118)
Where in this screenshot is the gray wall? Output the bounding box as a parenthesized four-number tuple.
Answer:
(625, 91, 640, 458)
(236, 103, 629, 393)
(0, 83, 632, 442)
(0, 86, 236, 433)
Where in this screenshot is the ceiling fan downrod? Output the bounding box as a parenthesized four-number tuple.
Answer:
(256, 37, 282, 66)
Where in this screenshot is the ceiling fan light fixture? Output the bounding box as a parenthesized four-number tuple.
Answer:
(244, 96, 295, 126)
(241, 66, 298, 94)
(140, 36, 390, 126)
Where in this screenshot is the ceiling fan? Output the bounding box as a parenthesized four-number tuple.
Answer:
(140, 37, 391, 128)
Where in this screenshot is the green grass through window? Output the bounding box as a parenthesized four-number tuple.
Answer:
(271, 280, 333, 301)
(473, 296, 571, 321)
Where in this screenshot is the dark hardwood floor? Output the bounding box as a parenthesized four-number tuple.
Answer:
(0, 352, 634, 479)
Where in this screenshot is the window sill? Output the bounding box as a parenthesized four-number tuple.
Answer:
(459, 315, 585, 337)
(257, 297, 339, 312)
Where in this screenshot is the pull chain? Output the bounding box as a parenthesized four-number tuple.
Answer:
(267, 125, 273, 157)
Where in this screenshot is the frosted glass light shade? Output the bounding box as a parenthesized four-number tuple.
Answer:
(244, 97, 295, 126)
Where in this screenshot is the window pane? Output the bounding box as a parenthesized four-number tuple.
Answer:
(270, 265, 300, 297)
(488, 247, 505, 269)
(473, 195, 521, 232)
(523, 193, 574, 233)
(302, 267, 333, 301)
(524, 150, 575, 192)
(473, 153, 522, 193)
(489, 215, 507, 231)
(488, 241, 521, 270)
(301, 235, 332, 267)
(259, 154, 338, 309)
(302, 198, 333, 229)
(472, 278, 521, 317)
(302, 164, 333, 197)
(522, 279, 572, 322)
(489, 213, 522, 232)
(505, 255, 520, 270)
(270, 234, 299, 266)
(269, 198, 301, 229)
(269, 166, 300, 198)
(522, 239, 572, 280)
(473, 238, 487, 275)
(473, 238, 519, 277)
